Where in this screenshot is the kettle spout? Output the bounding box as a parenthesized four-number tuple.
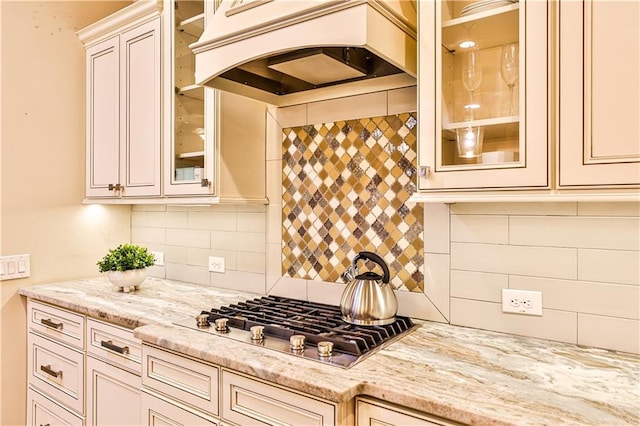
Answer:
(342, 266, 355, 283)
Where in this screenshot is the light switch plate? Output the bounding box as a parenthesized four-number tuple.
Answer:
(0, 254, 30, 280)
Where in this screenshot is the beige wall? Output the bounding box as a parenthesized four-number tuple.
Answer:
(0, 2, 132, 424)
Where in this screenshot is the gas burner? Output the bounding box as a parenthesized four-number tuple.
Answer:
(174, 296, 418, 368)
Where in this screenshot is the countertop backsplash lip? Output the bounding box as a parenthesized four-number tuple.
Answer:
(19, 277, 640, 426)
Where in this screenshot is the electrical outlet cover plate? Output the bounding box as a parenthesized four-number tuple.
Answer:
(151, 251, 164, 266)
(208, 256, 225, 273)
(502, 289, 543, 316)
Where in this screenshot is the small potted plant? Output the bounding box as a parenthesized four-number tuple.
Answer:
(97, 243, 155, 292)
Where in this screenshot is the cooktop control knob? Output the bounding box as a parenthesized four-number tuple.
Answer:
(196, 314, 210, 328)
(317, 341, 333, 357)
(250, 325, 264, 341)
(214, 318, 229, 333)
(290, 334, 305, 352)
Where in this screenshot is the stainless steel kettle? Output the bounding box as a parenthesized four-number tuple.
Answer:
(340, 251, 398, 326)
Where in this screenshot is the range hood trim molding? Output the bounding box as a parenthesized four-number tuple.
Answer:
(193, 0, 417, 106)
(190, 0, 416, 54)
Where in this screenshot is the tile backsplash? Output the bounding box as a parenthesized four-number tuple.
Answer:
(131, 204, 267, 295)
(131, 88, 639, 355)
(427, 202, 640, 354)
(281, 113, 424, 291)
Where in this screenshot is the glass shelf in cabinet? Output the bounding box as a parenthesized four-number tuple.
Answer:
(442, 4, 518, 52)
(444, 115, 519, 131)
(176, 84, 204, 101)
(177, 13, 204, 38)
(177, 151, 205, 159)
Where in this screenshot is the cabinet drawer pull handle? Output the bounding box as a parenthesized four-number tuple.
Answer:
(40, 318, 63, 330)
(100, 340, 129, 355)
(40, 424, 51, 426)
(40, 364, 63, 379)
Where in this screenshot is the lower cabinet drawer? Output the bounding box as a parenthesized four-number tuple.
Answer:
(221, 369, 336, 426)
(27, 387, 84, 426)
(28, 300, 85, 350)
(356, 397, 463, 426)
(142, 344, 219, 417)
(87, 318, 141, 374)
(141, 390, 218, 425)
(28, 332, 85, 415)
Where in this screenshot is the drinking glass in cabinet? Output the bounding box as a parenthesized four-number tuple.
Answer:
(501, 43, 519, 116)
(439, 0, 521, 167)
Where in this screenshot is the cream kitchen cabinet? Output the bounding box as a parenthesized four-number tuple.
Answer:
(141, 343, 343, 425)
(86, 356, 141, 425)
(415, 0, 640, 201)
(80, 0, 266, 203)
(141, 391, 219, 425)
(163, 0, 267, 202)
(79, 2, 162, 199)
(558, 0, 640, 188)
(356, 397, 463, 426)
(27, 387, 83, 426)
(26, 300, 142, 426)
(27, 301, 86, 417)
(86, 318, 142, 425)
(417, 0, 549, 192)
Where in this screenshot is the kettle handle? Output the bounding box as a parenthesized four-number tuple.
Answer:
(353, 251, 390, 284)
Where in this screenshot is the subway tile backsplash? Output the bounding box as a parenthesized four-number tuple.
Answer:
(132, 204, 267, 294)
(447, 202, 640, 354)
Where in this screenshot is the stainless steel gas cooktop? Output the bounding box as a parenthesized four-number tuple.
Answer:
(174, 296, 417, 368)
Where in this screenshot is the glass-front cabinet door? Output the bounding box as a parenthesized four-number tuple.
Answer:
(418, 0, 549, 192)
(164, 0, 215, 195)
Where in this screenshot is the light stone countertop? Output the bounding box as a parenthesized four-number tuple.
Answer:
(20, 277, 640, 425)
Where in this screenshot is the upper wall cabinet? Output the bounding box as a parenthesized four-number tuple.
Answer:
(415, 0, 639, 202)
(163, 0, 267, 201)
(558, 0, 640, 188)
(164, 0, 210, 195)
(79, 0, 267, 204)
(80, 3, 162, 199)
(417, 0, 549, 192)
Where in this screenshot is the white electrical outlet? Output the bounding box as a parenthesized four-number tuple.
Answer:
(208, 256, 225, 273)
(502, 289, 543, 316)
(151, 251, 164, 266)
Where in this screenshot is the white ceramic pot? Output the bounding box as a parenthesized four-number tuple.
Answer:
(107, 269, 147, 293)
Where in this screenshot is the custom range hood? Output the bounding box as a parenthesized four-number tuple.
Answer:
(191, 0, 417, 106)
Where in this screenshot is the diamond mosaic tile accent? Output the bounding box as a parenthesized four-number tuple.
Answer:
(282, 113, 424, 292)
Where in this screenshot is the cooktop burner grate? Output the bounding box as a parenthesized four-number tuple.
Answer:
(174, 295, 417, 368)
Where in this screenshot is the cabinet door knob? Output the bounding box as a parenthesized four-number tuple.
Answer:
(200, 178, 210, 187)
(40, 364, 63, 379)
(419, 166, 431, 177)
